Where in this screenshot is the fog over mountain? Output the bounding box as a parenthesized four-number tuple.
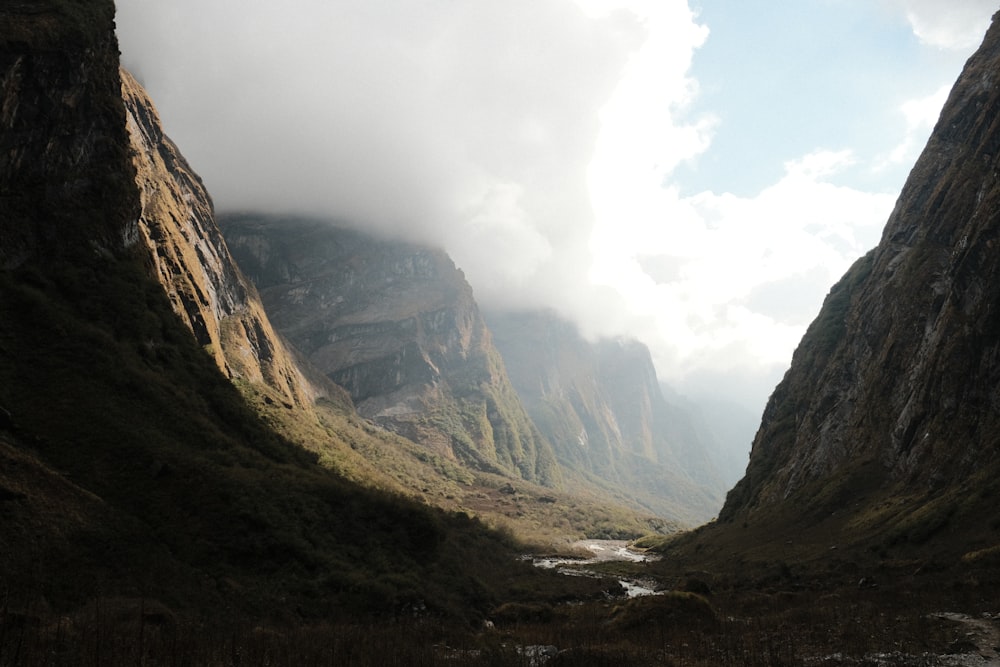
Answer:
(115, 1, 995, 471)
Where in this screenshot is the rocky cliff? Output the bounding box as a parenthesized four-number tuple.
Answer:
(120, 69, 316, 409)
(719, 12, 1000, 549)
(486, 309, 724, 522)
(221, 215, 559, 485)
(1, 1, 137, 267)
(0, 1, 316, 410)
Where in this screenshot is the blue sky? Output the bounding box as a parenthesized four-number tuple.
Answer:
(115, 0, 997, 431)
(678, 2, 976, 198)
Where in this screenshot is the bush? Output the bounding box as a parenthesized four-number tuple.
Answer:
(608, 591, 718, 634)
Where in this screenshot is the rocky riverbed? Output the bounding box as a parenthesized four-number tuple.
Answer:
(529, 539, 660, 598)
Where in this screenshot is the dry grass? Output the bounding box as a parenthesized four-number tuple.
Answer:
(3, 550, 993, 667)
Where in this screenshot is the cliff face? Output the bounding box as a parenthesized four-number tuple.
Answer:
(0, 1, 316, 410)
(1, 1, 138, 267)
(486, 309, 724, 522)
(721, 13, 1000, 538)
(221, 215, 559, 485)
(120, 70, 316, 408)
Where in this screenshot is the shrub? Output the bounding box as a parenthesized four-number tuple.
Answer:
(608, 591, 718, 634)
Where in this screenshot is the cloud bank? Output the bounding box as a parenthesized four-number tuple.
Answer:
(116, 1, 995, 417)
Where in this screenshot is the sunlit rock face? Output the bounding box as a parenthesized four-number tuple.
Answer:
(221, 215, 559, 485)
(0, 4, 312, 410)
(485, 309, 725, 523)
(121, 71, 317, 409)
(722, 13, 1000, 522)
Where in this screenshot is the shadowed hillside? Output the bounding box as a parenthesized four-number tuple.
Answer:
(0, 0, 612, 626)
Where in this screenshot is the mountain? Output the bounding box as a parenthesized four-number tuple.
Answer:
(220, 216, 728, 524)
(485, 309, 724, 522)
(658, 388, 754, 488)
(121, 68, 318, 410)
(0, 0, 596, 622)
(714, 11, 1000, 559)
(13, 0, 998, 660)
(220, 214, 560, 486)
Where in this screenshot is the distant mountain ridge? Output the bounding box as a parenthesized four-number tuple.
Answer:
(486, 309, 725, 522)
(221, 213, 725, 522)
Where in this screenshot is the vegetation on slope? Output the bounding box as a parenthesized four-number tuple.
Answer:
(0, 253, 546, 620)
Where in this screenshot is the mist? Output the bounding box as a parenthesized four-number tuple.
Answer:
(115, 0, 996, 475)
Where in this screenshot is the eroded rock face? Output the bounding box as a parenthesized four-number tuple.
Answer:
(0, 5, 315, 410)
(221, 215, 559, 485)
(486, 309, 724, 522)
(121, 71, 316, 409)
(721, 13, 1000, 520)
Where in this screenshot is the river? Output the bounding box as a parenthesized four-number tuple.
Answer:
(530, 539, 660, 598)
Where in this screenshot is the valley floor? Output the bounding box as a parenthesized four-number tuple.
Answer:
(3, 547, 998, 666)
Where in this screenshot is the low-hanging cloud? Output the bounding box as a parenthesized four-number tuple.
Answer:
(116, 0, 649, 320)
(117, 0, 638, 240)
(116, 0, 996, 425)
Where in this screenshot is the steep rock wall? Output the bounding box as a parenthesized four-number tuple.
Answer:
(721, 13, 1000, 522)
(120, 70, 317, 409)
(222, 215, 559, 485)
(0, 1, 138, 267)
(486, 309, 724, 521)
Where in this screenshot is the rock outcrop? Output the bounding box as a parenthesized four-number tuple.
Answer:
(121, 70, 316, 408)
(486, 309, 724, 522)
(221, 215, 559, 485)
(720, 12, 1000, 536)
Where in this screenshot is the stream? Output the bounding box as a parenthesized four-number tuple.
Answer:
(530, 539, 660, 598)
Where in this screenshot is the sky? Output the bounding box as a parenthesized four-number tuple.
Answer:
(115, 1, 996, 455)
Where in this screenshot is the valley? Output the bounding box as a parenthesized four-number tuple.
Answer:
(2, 0, 1000, 664)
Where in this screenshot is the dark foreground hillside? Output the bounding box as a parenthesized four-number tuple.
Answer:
(0, 0, 616, 634)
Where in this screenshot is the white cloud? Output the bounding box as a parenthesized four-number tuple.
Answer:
(446, 182, 553, 302)
(117, 0, 638, 242)
(876, 84, 951, 170)
(585, 144, 895, 399)
(893, 0, 995, 49)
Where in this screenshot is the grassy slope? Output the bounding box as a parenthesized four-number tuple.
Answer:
(242, 378, 674, 549)
(0, 255, 533, 620)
